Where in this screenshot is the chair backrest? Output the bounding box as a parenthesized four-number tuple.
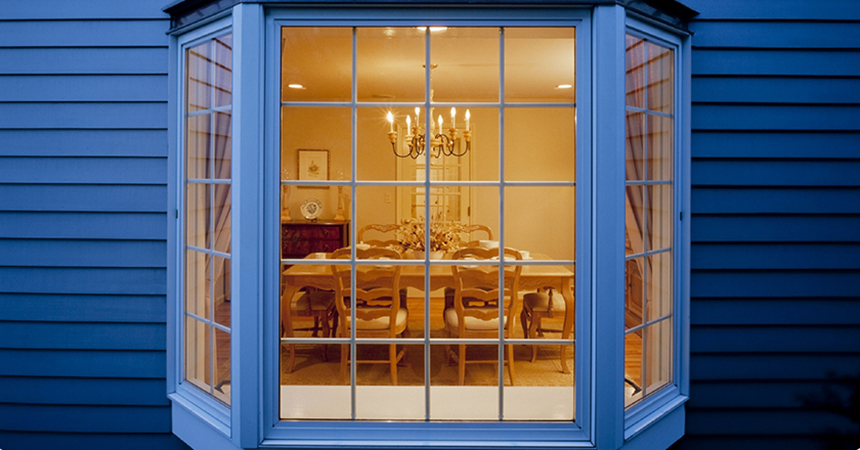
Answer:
(330, 247, 402, 333)
(357, 223, 401, 248)
(456, 224, 494, 248)
(450, 247, 522, 329)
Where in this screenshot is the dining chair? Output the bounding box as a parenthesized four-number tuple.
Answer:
(520, 287, 568, 366)
(283, 288, 338, 373)
(446, 247, 522, 386)
(456, 223, 494, 248)
(357, 223, 402, 249)
(331, 247, 408, 385)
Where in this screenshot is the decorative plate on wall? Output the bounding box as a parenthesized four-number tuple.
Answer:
(300, 198, 323, 220)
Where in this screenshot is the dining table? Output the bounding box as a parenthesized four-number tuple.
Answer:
(281, 251, 575, 373)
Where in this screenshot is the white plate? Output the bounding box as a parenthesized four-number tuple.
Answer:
(300, 198, 323, 220)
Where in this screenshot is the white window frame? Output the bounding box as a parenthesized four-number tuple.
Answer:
(165, 4, 691, 450)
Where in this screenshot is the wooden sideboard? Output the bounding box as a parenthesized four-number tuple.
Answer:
(281, 220, 350, 259)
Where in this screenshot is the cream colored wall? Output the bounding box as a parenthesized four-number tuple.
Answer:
(281, 106, 576, 260)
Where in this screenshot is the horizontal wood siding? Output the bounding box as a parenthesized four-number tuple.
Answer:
(0, 1, 187, 449)
(677, 1, 860, 449)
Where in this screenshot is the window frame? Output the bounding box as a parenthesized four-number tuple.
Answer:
(621, 13, 691, 441)
(164, 3, 692, 449)
(263, 7, 593, 446)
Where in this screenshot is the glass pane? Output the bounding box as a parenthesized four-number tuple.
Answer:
(186, 113, 211, 180)
(281, 107, 351, 183)
(185, 316, 212, 392)
(430, 344, 500, 419)
(647, 115, 673, 181)
(212, 255, 230, 325)
(625, 34, 645, 109)
(186, 183, 209, 249)
(213, 112, 232, 179)
(357, 27, 425, 103)
(624, 328, 644, 407)
(646, 42, 674, 114)
(625, 257, 644, 330)
(646, 251, 673, 321)
(186, 41, 211, 112)
(185, 250, 210, 319)
(505, 186, 575, 262)
(431, 27, 499, 103)
(519, 267, 575, 343)
(503, 344, 575, 421)
(355, 344, 426, 419)
(625, 184, 645, 254)
(505, 107, 576, 181)
(214, 328, 231, 405)
(625, 111, 645, 182)
(213, 34, 233, 108)
(647, 184, 673, 251)
(281, 27, 352, 102)
(505, 27, 576, 103)
(645, 319, 673, 393)
(212, 183, 231, 253)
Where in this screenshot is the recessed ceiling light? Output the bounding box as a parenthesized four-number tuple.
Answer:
(416, 26, 448, 32)
(556, 84, 573, 89)
(288, 84, 306, 89)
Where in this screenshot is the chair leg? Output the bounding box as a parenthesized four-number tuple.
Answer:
(340, 343, 349, 384)
(458, 343, 466, 386)
(529, 316, 539, 363)
(389, 343, 398, 386)
(507, 344, 516, 386)
(287, 343, 296, 373)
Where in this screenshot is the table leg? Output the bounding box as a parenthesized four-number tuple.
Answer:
(281, 282, 299, 373)
(559, 278, 574, 374)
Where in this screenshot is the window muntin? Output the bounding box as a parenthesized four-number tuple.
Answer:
(624, 33, 675, 408)
(183, 33, 233, 406)
(278, 25, 577, 422)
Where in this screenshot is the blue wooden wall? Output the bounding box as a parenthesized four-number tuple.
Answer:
(678, 1, 860, 449)
(2, 1, 860, 449)
(0, 1, 188, 448)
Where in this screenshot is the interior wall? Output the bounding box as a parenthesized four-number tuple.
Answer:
(281, 105, 576, 260)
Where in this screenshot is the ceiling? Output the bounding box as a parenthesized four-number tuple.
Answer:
(280, 27, 576, 104)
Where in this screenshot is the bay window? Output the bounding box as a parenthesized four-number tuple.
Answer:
(166, 2, 692, 449)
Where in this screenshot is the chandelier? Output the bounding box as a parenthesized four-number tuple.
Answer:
(387, 106, 471, 159)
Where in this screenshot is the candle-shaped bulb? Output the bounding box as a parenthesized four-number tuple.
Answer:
(414, 107, 420, 128)
(465, 109, 471, 131)
(386, 111, 394, 132)
(438, 114, 443, 131)
(451, 107, 456, 128)
(406, 115, 411, 133)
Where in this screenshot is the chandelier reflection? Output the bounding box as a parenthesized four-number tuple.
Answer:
(387, 107, 471, 159)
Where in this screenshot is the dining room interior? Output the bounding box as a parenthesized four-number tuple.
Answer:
(261, 25, 665, 420)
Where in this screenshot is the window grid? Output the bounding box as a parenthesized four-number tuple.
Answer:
(624, 32, 674, 407)
(279, 25, 577, 422)
(183, 33, 233, 406)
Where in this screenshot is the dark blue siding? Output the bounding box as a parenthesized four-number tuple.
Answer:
(678, 1, 860, 449)
(0, 1, 187, 449)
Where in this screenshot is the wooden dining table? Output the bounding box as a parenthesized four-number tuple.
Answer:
(281, 252, 575, 373)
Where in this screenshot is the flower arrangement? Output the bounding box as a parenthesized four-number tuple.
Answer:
(397, 213, 463, 252)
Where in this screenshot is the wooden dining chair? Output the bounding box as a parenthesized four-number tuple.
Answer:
(283, 288, 338, 373)
(520, 287, 568, 366)
(357, 223, 402, 249)
(446, 247, 522, 386)
(456, 223, 494, 248)
(331, 247, 408, 385)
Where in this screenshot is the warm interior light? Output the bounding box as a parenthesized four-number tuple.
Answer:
(288, 84, 305, 89)
(416, 26, 448, 32)
(556, 84, 573, 89)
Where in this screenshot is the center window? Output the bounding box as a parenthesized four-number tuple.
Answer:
(277, 26, 578, 421)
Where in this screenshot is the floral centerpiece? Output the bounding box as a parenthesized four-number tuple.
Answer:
(397, 213, 463, 254)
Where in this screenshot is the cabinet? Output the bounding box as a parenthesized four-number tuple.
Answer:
(281, 220, 350, 259)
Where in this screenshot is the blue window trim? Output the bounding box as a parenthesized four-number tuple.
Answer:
(167, 13, 235, 442)
(165, 3, 691, 449)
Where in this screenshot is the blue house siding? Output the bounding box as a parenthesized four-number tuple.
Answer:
(679, 1, 860, 449)
(0, 1, 187, 449)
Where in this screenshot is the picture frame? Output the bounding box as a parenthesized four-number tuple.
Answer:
(297, 149, 329, 182)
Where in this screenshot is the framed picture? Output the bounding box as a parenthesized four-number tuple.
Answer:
(297, 149, 329, 182)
